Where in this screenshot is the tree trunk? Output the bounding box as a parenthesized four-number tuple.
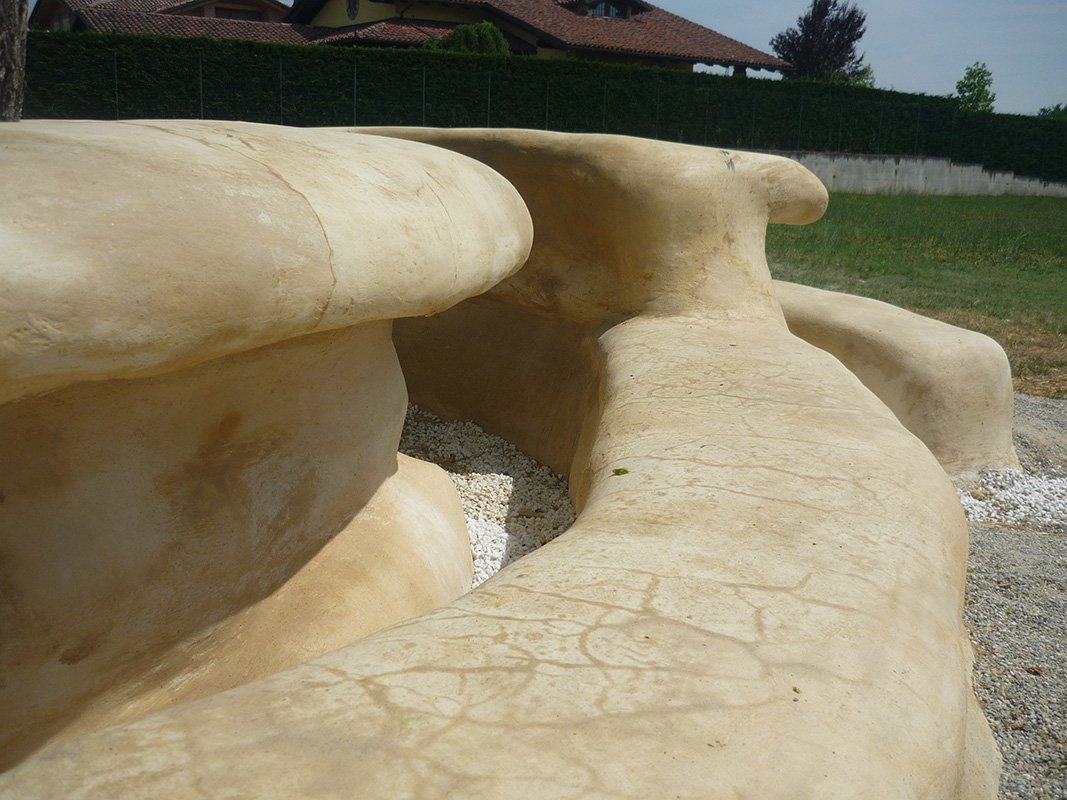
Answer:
(0, 0, 29, 121)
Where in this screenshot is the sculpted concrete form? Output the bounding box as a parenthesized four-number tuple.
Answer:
(0, 126, 1009, 798)
(775, 280, 1018, 478)
(0, 121, 531, 766)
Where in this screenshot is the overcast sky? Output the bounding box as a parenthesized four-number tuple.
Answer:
(660, 0, 1066, 116)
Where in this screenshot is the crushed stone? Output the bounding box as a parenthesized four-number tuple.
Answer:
(961, 395, 1067, 800)
(399, 404, 574, 588)
(958, 469, 1067, 528)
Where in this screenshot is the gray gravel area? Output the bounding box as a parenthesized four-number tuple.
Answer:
(962, 395, 1067, 800)
(402, 395, 1067, 798)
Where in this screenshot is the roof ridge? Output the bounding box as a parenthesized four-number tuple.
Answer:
(79, 0, 788, 69)
(78, 6, 332, 41)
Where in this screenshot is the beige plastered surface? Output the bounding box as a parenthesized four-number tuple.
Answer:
(0, 122, 532, 770)
(775, 280, 1018, 478)
(1, 129, 1006, 797)
(0, 120, 532, 403)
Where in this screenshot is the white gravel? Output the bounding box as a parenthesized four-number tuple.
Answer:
(958, 469, 1067, 528)
(399, 404, 575, 588)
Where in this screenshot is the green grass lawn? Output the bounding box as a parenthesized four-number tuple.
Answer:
(766, 193, 1067, 397)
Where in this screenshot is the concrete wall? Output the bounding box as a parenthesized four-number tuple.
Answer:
(770, 151, 1067, 197)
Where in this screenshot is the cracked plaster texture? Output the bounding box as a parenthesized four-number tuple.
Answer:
(0, 126, 1006, 798)
(0, 120, 530, 770)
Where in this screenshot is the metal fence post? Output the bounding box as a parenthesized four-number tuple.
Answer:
(601, 79, 608, 131)
(750, 97, 756, 148)
(421, 67, 426, 126)
(703, 87, 710, 146)
(198, 54, 204, 120)
(352, 63, 358, 126)
(486, 72, 492, 128)
(113, 51, 119, 120)
(654, 84, 661, 139)
(544, 79, 550, 130)
(278, 60, 284, 125)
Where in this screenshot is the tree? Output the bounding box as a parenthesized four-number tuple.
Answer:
(0, 0, 29, 121)
(1038, 103, 1067, 121)
(424, 22, 510, 56)
(770, 0, 867, 82)
(845, 63, 875, 88)
(955, 62, 995, 113)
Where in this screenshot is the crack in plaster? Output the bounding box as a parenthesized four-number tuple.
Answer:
(122, 122, 339, 329)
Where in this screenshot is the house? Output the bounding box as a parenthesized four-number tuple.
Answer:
(30, 0, 324, 43)
(284, 1, 788, 73)
(30, 0, 788, 76)
(32, 0, 291, 31)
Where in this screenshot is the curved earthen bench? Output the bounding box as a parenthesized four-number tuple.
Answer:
(775, 281, 1018, 478)
(0, 127, 1003, 798)
(0, 120, 532, 768)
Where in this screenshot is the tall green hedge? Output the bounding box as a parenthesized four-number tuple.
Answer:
(24, 30, 1067, 184)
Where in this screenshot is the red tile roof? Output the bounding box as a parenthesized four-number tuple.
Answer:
(287, 0, 787, 69)
(161, 0, 290, 14)
(314, 18, 459, 46)
(75, 7, 457, 46)
(467, 0, 787, 68)
(67, 0, 287, 13)
(66, 0, 787, 69)
(66, 0, 176, 12)
(79, 7, 327, 43)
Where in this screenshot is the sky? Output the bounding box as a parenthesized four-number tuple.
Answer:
(660, 0, 1066, 116)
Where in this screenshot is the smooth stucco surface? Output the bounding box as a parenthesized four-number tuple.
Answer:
(0, 120, 532, 404)
(1, 129, 1002, 798)
(776, 280, 1019, 477)
(0, 121, 531, 769)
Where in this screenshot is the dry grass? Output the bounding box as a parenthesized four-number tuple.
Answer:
(923, 310, 1067, 398)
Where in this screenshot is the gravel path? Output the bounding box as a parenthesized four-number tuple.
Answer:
(401, 395, 1067, 798)
(960, 396, 1067, 800)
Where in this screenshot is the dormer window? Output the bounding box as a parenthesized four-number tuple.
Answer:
(563, 0, 647, 18)
(590, 1, 626, 18)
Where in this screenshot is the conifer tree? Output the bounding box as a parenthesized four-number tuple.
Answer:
(771, 0, 867, 82)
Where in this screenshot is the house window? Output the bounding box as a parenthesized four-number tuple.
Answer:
(590, 1, 626, 18)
